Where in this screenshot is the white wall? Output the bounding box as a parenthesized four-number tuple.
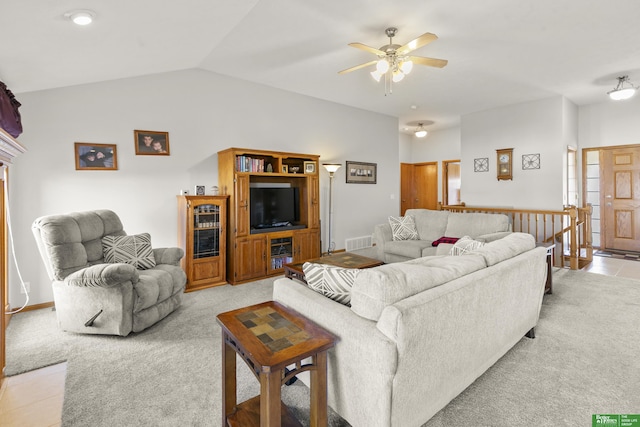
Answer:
(578, 95, 640, 148)
(398, 132, 412, 163)
(410, 127, 461, 204)
(460, 96, 570, 210)
(9, 69, 399, 306)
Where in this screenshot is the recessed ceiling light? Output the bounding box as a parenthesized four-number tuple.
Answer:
(65, 10, 95, 26)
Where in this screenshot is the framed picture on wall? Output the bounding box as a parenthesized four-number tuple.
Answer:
(74, 143, 118, 170)
(346, 161, 377, 184)
(134, 130, 170, 155)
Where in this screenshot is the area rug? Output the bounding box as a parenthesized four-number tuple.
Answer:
(7, 271, 640, 426)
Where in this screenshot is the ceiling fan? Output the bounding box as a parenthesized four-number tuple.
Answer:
(339, 27, 448, 91)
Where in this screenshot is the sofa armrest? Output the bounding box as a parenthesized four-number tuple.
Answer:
(475, 231, 512, 243)
(64, 263, 139, 288)
(273, 278, 397, 425)
(152, 247, 184, 265)
(372, 223, 393, 260)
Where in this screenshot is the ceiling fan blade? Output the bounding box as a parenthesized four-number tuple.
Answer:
(397, 32, 438, 55)
(338, 60, 378, 74)
(408, 55, 448, 68)
(349, 42, 385, 56)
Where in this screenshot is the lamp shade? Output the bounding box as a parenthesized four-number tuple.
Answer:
(323, 163, 341, 173)
(376, 59, 390, 74)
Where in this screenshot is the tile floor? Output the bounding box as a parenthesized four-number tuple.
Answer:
(0, 255, 638, 427)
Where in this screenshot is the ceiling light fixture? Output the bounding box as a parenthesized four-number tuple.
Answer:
(608, 75, 637, 100)
(65, 10, 95, 26)
(414, 123, 428, 138)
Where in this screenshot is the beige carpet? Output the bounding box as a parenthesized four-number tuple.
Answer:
(6, 270, 640, 426)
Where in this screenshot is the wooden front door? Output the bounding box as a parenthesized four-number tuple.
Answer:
(400, 162, 438, 215)
(602, 146, 640, 252)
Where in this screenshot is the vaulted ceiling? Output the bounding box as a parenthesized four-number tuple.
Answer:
(2, 0, 639, 133)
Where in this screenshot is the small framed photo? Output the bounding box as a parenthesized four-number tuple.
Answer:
(195, 185, 205, 195)
(281, 165, 288, 173)
(134, 130, 170, 155)
(346, 161, 377, 184)
(75, 143, 117, 170)
(304, 161, 316, 174)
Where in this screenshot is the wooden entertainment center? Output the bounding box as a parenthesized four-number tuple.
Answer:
(218, 148, 321, 284)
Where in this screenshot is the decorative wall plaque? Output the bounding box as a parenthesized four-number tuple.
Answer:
(522, 153, 540, 170)
(474, 158, 489, 172)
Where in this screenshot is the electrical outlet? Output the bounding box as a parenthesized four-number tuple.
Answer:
(21, 281, 30, 294)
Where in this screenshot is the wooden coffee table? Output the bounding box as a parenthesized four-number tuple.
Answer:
(217, 301, 336, 427)
(284, 252, 384, 283)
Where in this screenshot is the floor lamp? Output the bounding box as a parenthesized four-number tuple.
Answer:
(323, 163, 341, 255)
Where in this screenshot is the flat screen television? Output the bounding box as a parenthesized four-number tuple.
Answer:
(250, 187, 300, 230)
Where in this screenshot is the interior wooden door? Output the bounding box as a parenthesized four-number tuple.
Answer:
(414, 162, 438, 210)
(443, 160, 461, 205)
(602, 146, 640, 252)
(400, 163, 414, 215)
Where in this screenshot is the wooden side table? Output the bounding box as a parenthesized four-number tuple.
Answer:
(216, 301, 336, 427)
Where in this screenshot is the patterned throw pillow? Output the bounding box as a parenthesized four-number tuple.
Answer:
(102, 233, 156, 270)
(388, 215, 419, 241)
(302, 262, 360, 306)
(450, 236, 485, 256)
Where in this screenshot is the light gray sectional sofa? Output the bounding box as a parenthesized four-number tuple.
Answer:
(373, 208, 512, 263)
(273, 232, 547, 427)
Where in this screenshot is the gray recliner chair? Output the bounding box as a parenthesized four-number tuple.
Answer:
(32, 209, 186, 336)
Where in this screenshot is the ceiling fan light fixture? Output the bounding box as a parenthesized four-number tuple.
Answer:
(400, 60, 413, 74)
(376, 59, 390, 74)
(392, 70, 405, 83)
(370, 70, 383, 82)
(608, 76, 637, 100)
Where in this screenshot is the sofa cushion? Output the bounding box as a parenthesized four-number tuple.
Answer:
(405, 209, 450, 241)
(350, 255, 487, 321)
(134, 266, 183, 312)
(303, 262, 360, 306)
(471, 232, 536, 266)
(102, 233, 157, 270)
(385, 240, 435, 259)
(444, 212, 510, 238)
(389, 216, 419, 241)
(450, 236, 485, 255)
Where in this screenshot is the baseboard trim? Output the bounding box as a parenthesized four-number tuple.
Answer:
(9, 301, 54, 314)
